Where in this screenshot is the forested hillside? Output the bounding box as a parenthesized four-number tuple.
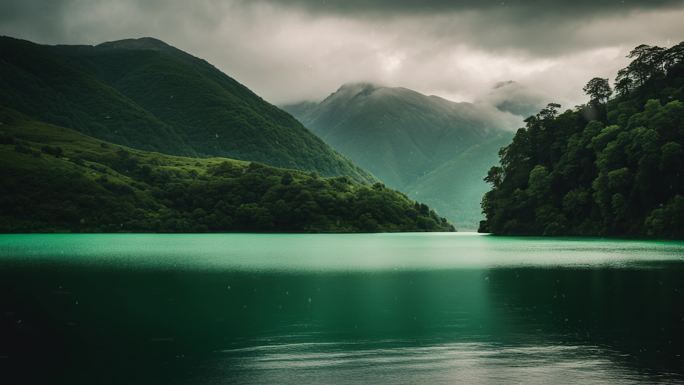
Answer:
(480, 42, 684, 238)
(0, 108, 453, 233)
(0, 36, 373, 182)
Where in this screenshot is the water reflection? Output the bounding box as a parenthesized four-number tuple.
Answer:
(1, 265, 682, 384)
(0, 234, 683, 384)
(211, 341, 656, 385)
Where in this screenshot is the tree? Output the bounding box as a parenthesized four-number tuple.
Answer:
(663, 42, 684, 69)
(528, 165, 551, 198)
(480, 40, 684, 238)
(614, 70, 634, 96)
(628, 44, 666, 80)
(583, 77, 612, 104)
(484, 166, 503, 188)
(538, 103, 562, 120)
(615, 44, 666, 91)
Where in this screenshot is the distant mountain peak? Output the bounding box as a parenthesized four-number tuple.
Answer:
(96, 37, 173, 51)
(337, 82, 380, 92)
(326, 82, 381, 102)
(493, 80, 517, 89)
(323, 82, 440, 106)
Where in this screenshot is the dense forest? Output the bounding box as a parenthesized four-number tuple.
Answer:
(0, 108, 453, 233)
(0, 36, 373, 183)
(480, 42, 684, 238)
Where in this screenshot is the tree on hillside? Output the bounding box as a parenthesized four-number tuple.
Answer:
(583, 77, 612, 104)
(615, 44, 668, 95)
(627, 44, 666, 82)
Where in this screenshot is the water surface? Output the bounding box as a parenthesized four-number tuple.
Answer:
(1, 233, 683, 384)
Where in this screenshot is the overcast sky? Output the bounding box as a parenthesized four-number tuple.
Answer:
(2, 0, 684, 106)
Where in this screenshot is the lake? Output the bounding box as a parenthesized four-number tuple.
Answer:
(1, 233, 683, 384)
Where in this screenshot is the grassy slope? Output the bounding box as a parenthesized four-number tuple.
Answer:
(0, 36, 374, 183)
(0, 108, 453, 233)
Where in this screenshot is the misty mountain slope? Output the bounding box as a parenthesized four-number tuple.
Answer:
(283, 83, 521, 229)
(405, 133, 513, 229)
(0, 36, 374, 183)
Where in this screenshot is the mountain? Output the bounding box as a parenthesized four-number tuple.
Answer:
(0, 36, 373, 183)
(283, 83, 519, 229)
(404, 134, 513, 227)
(480, 42, 684, 239)
(0, 107, 453, 233)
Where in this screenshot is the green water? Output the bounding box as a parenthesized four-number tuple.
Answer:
(1, 233, 683, 384)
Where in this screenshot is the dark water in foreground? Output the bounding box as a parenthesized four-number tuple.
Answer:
(0, 233, 683, 384)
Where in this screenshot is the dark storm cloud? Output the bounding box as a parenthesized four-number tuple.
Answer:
(247, 0, 684, 56)
(0, 0, 683, 106)
(253, 0, 683, 14)
(0, 0, 65, 40)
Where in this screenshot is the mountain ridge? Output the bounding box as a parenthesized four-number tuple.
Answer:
(0, 36, 374, 183)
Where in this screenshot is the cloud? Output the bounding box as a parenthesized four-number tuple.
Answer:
(246, 0, 683, 15)
(1, 0, 683, 105)
(477, 81, 548, 118)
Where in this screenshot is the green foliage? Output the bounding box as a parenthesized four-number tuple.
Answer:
(644, 195, 684, 238)
(583, 77, 612, 104)
(0, 108, 453, 233)
(41, 145, 63, 157)
(0, 36, 374, 183)
(480, 41, 684, 239)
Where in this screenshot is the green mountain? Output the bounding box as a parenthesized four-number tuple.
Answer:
(0, 36, 373, 182)
(405, 134, 513, 227)
(480, 42, 684, 239)
(283, 83, 517, 229)
(0, 107, 453, 233)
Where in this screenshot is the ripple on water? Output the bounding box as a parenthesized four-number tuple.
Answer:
(210, 340, 681, 384)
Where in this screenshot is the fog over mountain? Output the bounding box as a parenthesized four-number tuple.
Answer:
(478, 81, 548, 118)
